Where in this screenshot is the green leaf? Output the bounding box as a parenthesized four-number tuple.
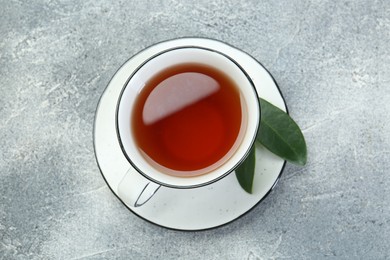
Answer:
(257, 98, 307, 165)
(235, 146, 256, 194)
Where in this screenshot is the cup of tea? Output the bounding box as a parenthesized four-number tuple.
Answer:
(117, 46, 260, 207)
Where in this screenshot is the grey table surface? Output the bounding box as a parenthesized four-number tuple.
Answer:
(1, 0, 389, 259)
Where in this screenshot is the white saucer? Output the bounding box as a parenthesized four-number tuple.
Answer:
(94, 38, 287, 231)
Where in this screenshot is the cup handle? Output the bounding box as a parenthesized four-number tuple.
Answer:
(117, 168, 161, 207)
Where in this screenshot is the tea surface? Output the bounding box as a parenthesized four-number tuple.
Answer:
(132, 63, 242, 176)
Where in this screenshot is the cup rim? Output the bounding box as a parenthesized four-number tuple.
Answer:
(116, 46, 260, 189)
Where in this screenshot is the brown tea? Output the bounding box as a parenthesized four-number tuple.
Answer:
(131, 63, 243, 176)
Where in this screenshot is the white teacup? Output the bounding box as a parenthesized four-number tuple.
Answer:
(117, 47, 260, 207)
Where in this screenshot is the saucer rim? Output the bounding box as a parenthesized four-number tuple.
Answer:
(93, 36, 288, 231)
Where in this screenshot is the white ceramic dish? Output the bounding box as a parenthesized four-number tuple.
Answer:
(94, 38, 287, 231)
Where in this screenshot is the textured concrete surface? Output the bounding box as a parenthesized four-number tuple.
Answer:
(1, 0, 389, 259)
